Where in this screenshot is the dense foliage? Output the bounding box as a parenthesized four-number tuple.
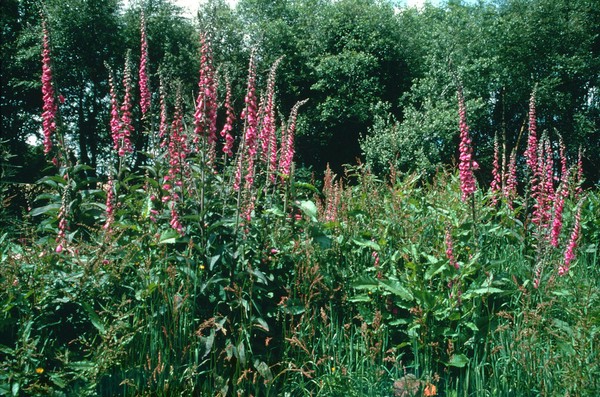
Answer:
(1, 0, 599, 396)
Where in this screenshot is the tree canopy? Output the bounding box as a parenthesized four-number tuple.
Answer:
(1, 0, 598, 184)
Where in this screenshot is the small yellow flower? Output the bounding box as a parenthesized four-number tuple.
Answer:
(199, 264, 205, 270)
(35, 367, 44, 374)
(331, 367, 336, 373)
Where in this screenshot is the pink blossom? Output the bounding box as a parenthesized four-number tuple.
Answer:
(504, 150, 518, 209)
(193, 32, 218, 165)
(41, 19, 57, 156)
(259, 58, 283, 183)
(559, 200, 583, 276)
(118, 56, 134, 156)
(139, 11, 151, 116)
(103, 176, 115, 231)
(241, 53, 258, 187)
(550, 168, 569, 247)
(457, 88, 476, 201)
(220, 80, 235, 157)
(108, 71, 121, 150)
(525, 90, 538, 172)
(445, 228, 459, 270)
(490, 134, 501, 205)
(279, 99, 308, 179)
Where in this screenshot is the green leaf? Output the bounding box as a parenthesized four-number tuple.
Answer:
(379, 279, 413, 301)
(348, 294, 371, 302)
(30, 203, 61, 217)
(447, 354, 469, 368)
(351, 238, 380, 250)
(468, 287, 504, 296)
(81, 303, 105, 335)
(298, 200, 318, 222)
(254, 360, 274, 382)
(159, 229, 179, 244)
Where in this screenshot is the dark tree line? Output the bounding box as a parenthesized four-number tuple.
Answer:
(1, 0, 599, 185)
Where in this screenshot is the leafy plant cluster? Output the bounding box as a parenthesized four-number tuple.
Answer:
(1, 2, 599, 396)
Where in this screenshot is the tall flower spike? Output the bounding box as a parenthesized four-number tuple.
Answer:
(107, 69, 121, 151)
(220, 80, 235, 157)
(490, 134, 501, 205)
(260, 58, 283, 163)
(241, 53, 258, 187)
(559, 199, 583, 276)
(193, 32, 218, 151)
(118, 54, 134, 156)
(457, 87, 477, 201)
(279, 99, 308, 179)
(504, 150, 518, 210)
(525, 89, 538, 172)
(41, 18, 57, 156)
(139, 10, 151, 116)
(550, 166, 569, 247)
(445, 228, 459, 270)
(103, 175, 115, 231)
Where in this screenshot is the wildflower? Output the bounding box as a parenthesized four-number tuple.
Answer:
(139, 11, 151, 116)
(35, 367, 44, 375)
(457, 87, 476, 201)
(504, 150, 517, 209)
(490, 134, 501, 205)
(559, 200, 583, 276)
(107, 69, 121, 150)
(220, 80, 235, 157)
(118, 54, 134, 156)
(241, 52, 258, 187)
(550, 167, 569, 247)
(194, 32, 218, 167)
(259, 58, 283, 183)
(525, 89, 538, 172)
(279, 99, 308, 179)
(445, 228, 459, 270)
(103, 175, 115, 231)
(424, 383, 437, 396)
(41, 19, 57, 156)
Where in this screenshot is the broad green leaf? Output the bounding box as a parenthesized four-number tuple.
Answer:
(298, 200, 318, 222)
(447, 354, 469, 368)
(159, 229, 179, 244)
(30, 203, 61, 217)
(81, 303, 105, 335)
(379, 279, 413, 301)
(348, 294, 371, 302)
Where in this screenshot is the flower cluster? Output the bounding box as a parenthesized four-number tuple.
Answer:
(103, 176, 115, 231)
(139, 11, 151, 116)
(445, 228, 459, 270)
(220, 80, 235, 157)
(490, 134, 501, 205)
(117, 56, 134, 156)
(559, 200, 582, 276)
(41, 19, 57, 156)
(524, 90, 538, 172)
(279, 99, 308, 179)
(193, 32, 218, 165)
(457, 88, 477, 201)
